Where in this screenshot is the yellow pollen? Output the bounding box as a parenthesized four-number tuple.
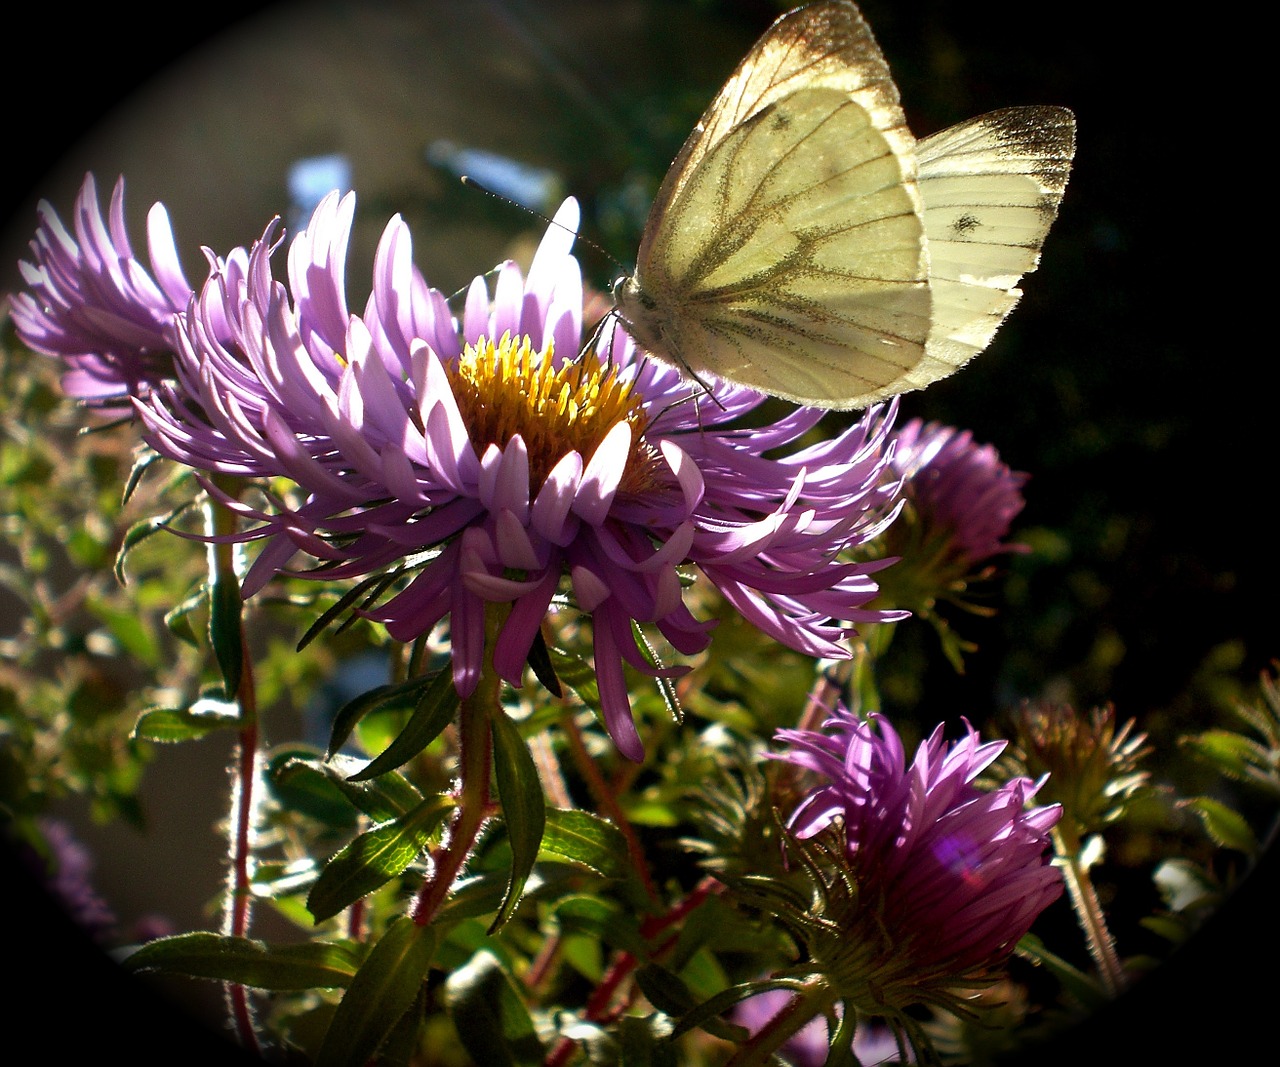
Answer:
(445, 333, 661, 496)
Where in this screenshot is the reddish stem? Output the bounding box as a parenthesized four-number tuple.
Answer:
(225, 714, 261, 1055)
(210, 490, 262, 1057)
(409, 662, 497, 927)
(561, 711, 660, 904)
(544, 877, 725, 1067)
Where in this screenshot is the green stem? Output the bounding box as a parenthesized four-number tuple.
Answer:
(1053, 825, 1126, 996)
(855, 620, 896, 714)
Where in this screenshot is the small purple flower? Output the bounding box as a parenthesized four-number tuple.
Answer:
(773, 708, 1062, 993)
(23, 819, 117, 940)
(886, 418, 1028, 570)
(135, 191, 906, 760)
(8, 173, 200, 406)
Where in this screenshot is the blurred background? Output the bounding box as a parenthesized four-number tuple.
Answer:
(2, 1, 1271, 1063)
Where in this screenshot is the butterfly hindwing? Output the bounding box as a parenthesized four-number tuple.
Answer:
(914, 106, 1077, 378)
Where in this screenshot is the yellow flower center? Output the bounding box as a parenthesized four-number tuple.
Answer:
(445, 333, 662, 497)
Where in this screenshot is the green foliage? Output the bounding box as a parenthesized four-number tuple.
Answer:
(124, 932, 361, 990)
(313, 917, 437, 1067)
(445, 950, 545, 1066)
(327, 671, 453, 763)
(490, 707, 547, 930)
(1183, 666, 1280, 806)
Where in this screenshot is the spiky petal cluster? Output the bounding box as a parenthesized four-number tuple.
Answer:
(886, 418, 1028, 570)
(8, 174, 206, 406)
(773, 708, 1062, 998)
(1001, 701, 1151, 837)
(120, 185, 906, 760)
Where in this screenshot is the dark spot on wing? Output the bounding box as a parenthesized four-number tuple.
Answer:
(951, 213, 981, 236)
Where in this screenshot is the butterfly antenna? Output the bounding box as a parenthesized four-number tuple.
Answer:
(443, 264, 501, 307)
(459, 175, 624, 273)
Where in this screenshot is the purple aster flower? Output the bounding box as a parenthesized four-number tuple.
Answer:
(886, 418, 1028, 570)
(772, 708, 1062, 1005)
(135, 190, 906, 760)
(8, 173, 202, 407)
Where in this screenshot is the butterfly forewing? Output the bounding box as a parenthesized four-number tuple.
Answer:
(618, 1, 936, 408)
(641, 0, 913, 255)
(634, 90, 931, 405)
(614, 1, 1075, 410)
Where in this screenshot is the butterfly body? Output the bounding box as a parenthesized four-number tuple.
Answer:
(613, 0, 1075, 410)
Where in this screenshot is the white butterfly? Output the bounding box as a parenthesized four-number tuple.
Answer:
(611, 0, 1075, 410)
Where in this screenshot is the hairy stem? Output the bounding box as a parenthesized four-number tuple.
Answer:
(1054, 825, 1126, 996)
(723, 978, 836, 1067)
(208, 490, 261, 1057)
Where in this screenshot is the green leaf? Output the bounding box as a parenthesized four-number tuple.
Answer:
(114, 500, 190, 584)
(164, 583, 208, 647)
(553, 894, 647, 957)
(539, 807, 631, 880)
(524, 627, 562, 697)
(1183, 796, 1259, 854)
(307, 795, 455, 923)
(121, 446, 163, 505)
(631, 620, 683, 725)
(617, 1014, 679, 1067)
(326, 754, 425, 821)
(1015, 932, 1109, 1010)
(267, 748, 430, 827)
(327, 671, 442, 757)
(445, 950, 544, 1067)
(253, 860, 321, 904)
(636, 965, 756, 1042)
(87, 597, 160, 664)
(297, 569, 402, 651)
(266, 750, 360, 828)
(328, 677, 429, 757)
(132, 706, 239, 743)
(432, 873, 509, 926)
(209, 575, 243, 695)
(1184, 730, 1280, 798)
(378, 982, 430, 1067)
(546, 646, 601, 710)
(314, 917, 437, 1067)
(123, 932, 359, 990)
(490, 709, 546, 931)
(345, 669, 459, 780)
